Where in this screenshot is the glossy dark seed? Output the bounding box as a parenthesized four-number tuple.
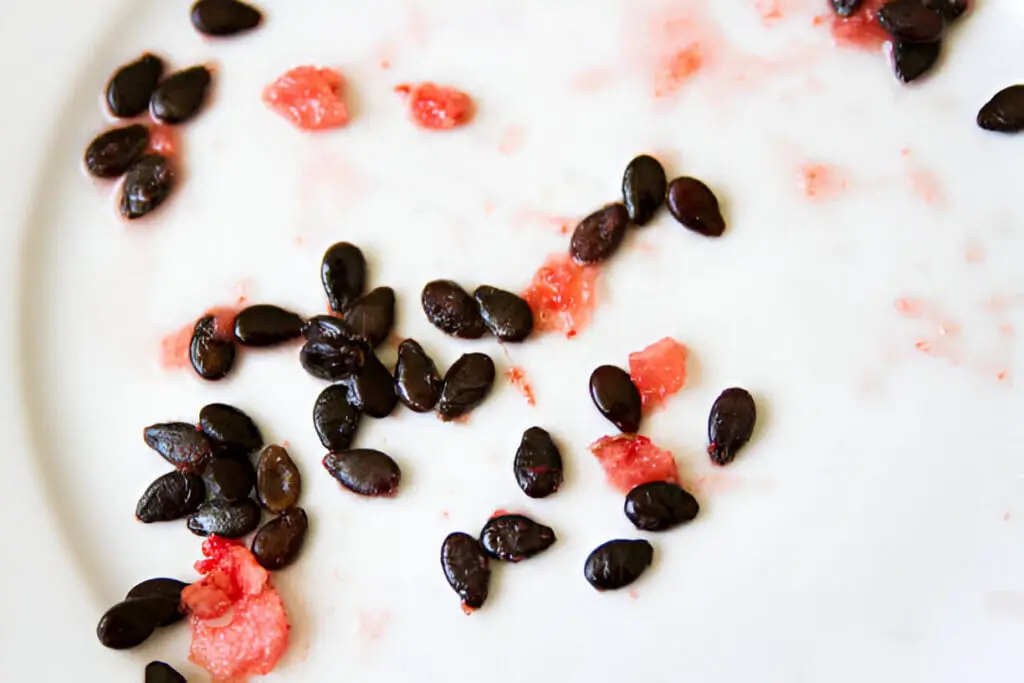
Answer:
(622, 155, 667, 226)
(342, 286, 395, 348)
(473, 286, 534, 342)
(233, 304, 303, 347)
(421, 280, 488, 339)
(126, 578, 187, 627)
(150, 66, 212, 124)
(203, 457, 256, 503)
(708, 387, 757, 466)
(589, 365, 642, 434)
(321, 242, 366, 313)
(190, 315, 236, 381)
(120, 154, 175, 220)
(441, 532, 491, 611)
(96, 597, 168, 649)
(892, 40, 941, 83)
(829, 0, 863, 16)
(143, 422, 214, 473)
(187, 498, 261, 538)
(302, 315, 363, 344)
(977, 85, 1024, 133)
(923, 0, 966, 21)
(877, 0, 944, 43)
(480, 514, 556, 562)
(323, 449, 401, 497)
(624, 481, 699, 531)
(313, 384, 362, 452)
(106, 53, 164, 118)
(84, 124, 150, 178)
(437, 353, 496, 421)
(584, 539, 654, 591)
(199, 403, 263, 458)
(191, 0, 263, 36)
(146, 661, 186, 683)
(251, 507, 308, 570)
(256, 444, 302, 513)
(343, 352, 397, 418)
(666, 176, 725, 237)
(135, 471, 205, 523)
(393, 339, 442, 412)
(513, 427, 563, 499)
(570, 203, 630, 265)
(300, 339, 367, 381)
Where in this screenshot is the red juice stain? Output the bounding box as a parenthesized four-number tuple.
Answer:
(147, 124, 180, 158)
(490, 508, 516, 518)
(521, 253, 601, 339)
(263, 66, 350, 131)
(498, 125, 525, 155)
(647, 5, 722, 98)
(505, 366, 536, 406)
(799, 163, 848, 200)
(395, 82, 474, 130)
(964, 241, 986, 265)
(824, 0, 889, 52)
(160, 301, 244, 371)
(628, 337, 689, 411)
(589, 434, 679, 493)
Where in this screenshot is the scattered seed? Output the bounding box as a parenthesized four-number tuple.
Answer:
(321, 242, 366, 313)
(393, 339, 443, 412)
(877, 0, 944, 43)
(126, 578, 187, 627)
(342, 286, 395, 348)
(473, 285, 534, 342)
(441, 532, 491, 612)
(203, 457, 256, 503)
(146, 661, 187, 683)
(199, 403, 263, 458)
(96, 597, 169, 649)
(422, 280, 488, 338)
(256, 444, 303, 513)
(480, 514, 556, 562)
(187, 498, 261, 538)
(84, 124, 150, 178)
(143, 422, 214, 473)
(106, 53, 164, 118)
(589, 365, 642, 434)
(312, 385, 362, 451)
(150, 66, 213, 124)
(977, 85, 1024, 133)
(191, 0, 263, 37)
(437, 352, 496, 421)
(708, 387, 757, 466)
(892, 40, 941, 83)
(190, 315, 236, 380)
(829, 0, 863, 16)
(302, 314, 363, 344)
(300, 339, 367, 381)
(623, 481, 699, 531)
(233, 304, 304, 346)
(923, 0, 966, 21)
(135, 471, 205, 523)
(622, 155, 667, 226)
(120, 154, 175, 220)
(513, 427, 563, 498)
(666, 176, 725, 237)
(342, 352, 397, 418)
(251, 507, 308, 570)
(323, 449, 401, 497)
(569, 203, 629, 265)
(584, 539, 654, 591)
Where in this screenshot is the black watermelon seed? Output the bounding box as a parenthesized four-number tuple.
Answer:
(301, 314, 364, 344)
(233, 304, 304, 347)
(323, 449, 401, 497)
(394, 339, 442, 413)
(892, 40, 941, 83)
(923, 0, 966, 21)
(830, 0, 863, 16)
(143, 422, 214, 473)
(300, 339, 367, 381)
(256, 444, 303, 513)
(513, 427, 563, 499)
(146, 661, 187, 683)
(977, 85, 1024, 134)
(126, 578, 187, 627)
(479, 514, 556, 562)
(135, 471, 205, 523)
(441, 532, 491, 612)
(422, 280, 488, 339)
(190, 315, 236, 381)
(584, 539, 654, 591)
(187, 498, 261, 538)
(570, 203, 630, 265)
(96, 597, 169, 649)
(622, 155, 667, 226)
(84, 124, 150, 179)
(199, 403, 263, 458)
(342, 286, 395, 348)
(251, 507, 308, 570)
(120, 154, 175, 220)
(666, 176, 725, 237)
(708, 387, 757, 466)
(191, 0, 263, 37)
(473, 285, 534, 342)
(203, 457, 256, 503)
(589, 365, 642, 434)
(877, 0, 944, 43)
(624, 481, 699, 531)
(437, 352, 496, 421)
(106, 53, 164, 118)
(150, 66, 212, 125)
(342, 352, 397, 418)
(312, 385, 362, 452)
(321, 242, 366, 313)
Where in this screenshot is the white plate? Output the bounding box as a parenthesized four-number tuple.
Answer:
(2, 0, 1024, 681)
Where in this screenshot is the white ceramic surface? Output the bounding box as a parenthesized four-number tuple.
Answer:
(1, 0, 1023, 681)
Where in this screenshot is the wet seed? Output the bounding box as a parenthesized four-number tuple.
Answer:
(569, 203, 630, 265)
(187, 498, 261, 538)
(666, 176, 725, 237)
(190, 315, 236, 380)
(624, 481, 699, 531)
(233, 304, 304, 346)
(441, 532, 491, 612)
(313, 384, 362, 452)
(584, 539, 654, 591)
(513, 426, 563, 499)
(84, 124, 150, 178)
(106, 53, 164, 118)
(422, 280, 488, 339)
(256, 444, 303, 513)
(708, 387, 757, 466)
(892, 40, 941, 83)
(342, 286, 395, 348)
(479, 514, 556, 562)
(146, 661, 187, 683)
(394, 339, 442, 413)
(126, 578, 187, 627)
(589, 365, 642, 434)
(302, 314, 362, 344)
(437, 352, 496, 421)
(300, 339, 367, 381)
(199, 403, 263, 458)
(203, 457, 256, 503)
(191, 0, 263, 37)
(135, 471, 205, 523)
(143, 422, 214, 473)
(120, 154, 175, 220)
(321, 242, 366, 313)
(150, 65, 212, 124)
(323, 449, 401, 497)
(877, 0, 944, 43)
(473, 285, 534, 342)
(923, 0, 966, 21)
(251, 507, 308, 570)
(829, 0, 863, 16)
(342, 352, 397, 418)
(977, 85, 1024, 133)
(96, 597, 168, 649)
(622, 155, 667, 226)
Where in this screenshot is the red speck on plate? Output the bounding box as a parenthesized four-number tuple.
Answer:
(505, 366, 536, 406)
(589, 434, 679, 493)
(799, 163, 848, 200)
(648, 6, 721, 98)
(521, 253, 600, 338)
(498, 125, 525, 155)
(395, 82, 473, 130)
(490, 508, 516, 518)
(628, 337, 689, 411)
(263, 66, 350, 131)
(826, 0, 889, 52)
(147, 124, 180, 158)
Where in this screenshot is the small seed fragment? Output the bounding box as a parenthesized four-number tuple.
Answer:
(589, 365, 642, 434)
(342, 286, 395, 348)
(126, 578, 187, 627)
(321, 242, 366, 313)
(708, 387, 757, 466)
(150, 66, 213, 124)
(437, 353, 496, 421)
(342, 352, 397, 418)
(106, 53, 164, 118)
(84, 124, 150, 178)
(143, 422, 214, 473)
(135, 471, 205, 523)
(479, 514, 556, 562)
(624, 481, 699, 531)
(96, 597, 168, 649)
(190, 315, 236, 380)
(977, 85, 1024, 134)
(513, 427, 563, 499)
(877, 0, 944, 43)
(187, 498, 261, 538)
(190, 0, 263, 37)
(584, 539, 654, 591)
(199, 403, 263, 458)
(146, 661, 187, 683)
(892, 40, 941, 83)
(441, 532, 491, 612)
(251, 507, 308, 570)
(666, 176, 725, 237)
(323, 449, 401, 497)
(233, 304, 304, 346)
(394, 339, 443, 412)
(622, 155, 667, 226)
(203, 457, 256, 503)
(422, 280, 488, 339)
(569, 203, 629, 265)
(473, 285, 534, 342)
(120, 154, 175, 220)
(256, 444, 303, 513)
